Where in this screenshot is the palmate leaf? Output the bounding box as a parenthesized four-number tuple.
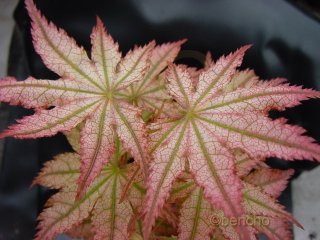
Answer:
(242, 183, 301, 228)
(33, 152, 80, 189)
(0, 0, 187, 197)
(244, 168, 294, 198)
(178, 187, 214, 240)
(177, 185, 255, 240)
(178, 168, 297, 240)
(34, 153, 106, 239)
(34, 150, 140, 240)
(255, 217, 293, 240)
(119, 40, 186, 117)
(143, 46, 320, 239)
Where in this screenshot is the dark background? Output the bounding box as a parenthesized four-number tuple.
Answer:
(0, 0, 320, 239)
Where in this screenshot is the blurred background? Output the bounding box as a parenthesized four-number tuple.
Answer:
(0, 0, 319, 239)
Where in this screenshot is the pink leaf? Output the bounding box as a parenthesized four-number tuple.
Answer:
(197, 114, 320, 161)
(243, 183, 302, 228)
(144, 77, 245, 239)
(204, 51, 213, 69)
(25, 0, 103, 90)
(166, 64, 194, 107)
(91, 17, 121, 89)
(193, 45, 251, 107)
(211, 210, 258, 240)
(147, 39, 186, 82)
(77, 102, 116, 198)
(245, 168, 294, 198)
(35, 153, 136, 240)
(223, 69, 258, 92)
(188, 119, 244, 217)
(118, 40, 185, 117)
(0, 77, 99, 108)
(143, 118, 188, 239)
(255, 217, 293, 240)
(199, 84, 319, 114)
(0, 98, 99, 139)
(35, 170, 110, 240)
(33, 153, 80, 189)
(1, 0, 160, 197)
(113, 101, 150, 177)
(114, 41, 155, 90)
(92, 173, 132, 240)
(146, 46, 319, 239)
(178, 187, 214, 240)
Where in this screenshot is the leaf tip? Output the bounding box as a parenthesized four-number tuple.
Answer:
(242, 43, 253, 51)
(24, 0, 34, 9)
(0, 129, 12, 139)
(234, 44, 252, 59)
(177, 38, 188, 46)
(293, 218, 304, 230)
(25, 0, 40, 22)
(95, 15, 104, 26)
(30, 178, 39, 189)
(148, 39, 157, 50)
(94, 15, 108, 34)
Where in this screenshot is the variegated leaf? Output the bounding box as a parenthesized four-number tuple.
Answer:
(243, 183, 301, 228)
(211, 210, 258, 240)
(144, 64, 244, 239)
(33, 152, 80, 189)
(119, 40, 185, 117)
(254, 217, 293, 240)
(0, 0, 166, 197)
(92, 170, 132, 240)
(36, 165, 113, 240)
(35, 150, 140, 240)
(144, 47, 319, 239)
(178, 187, 213, 240)
(244, 168, 294, 198)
